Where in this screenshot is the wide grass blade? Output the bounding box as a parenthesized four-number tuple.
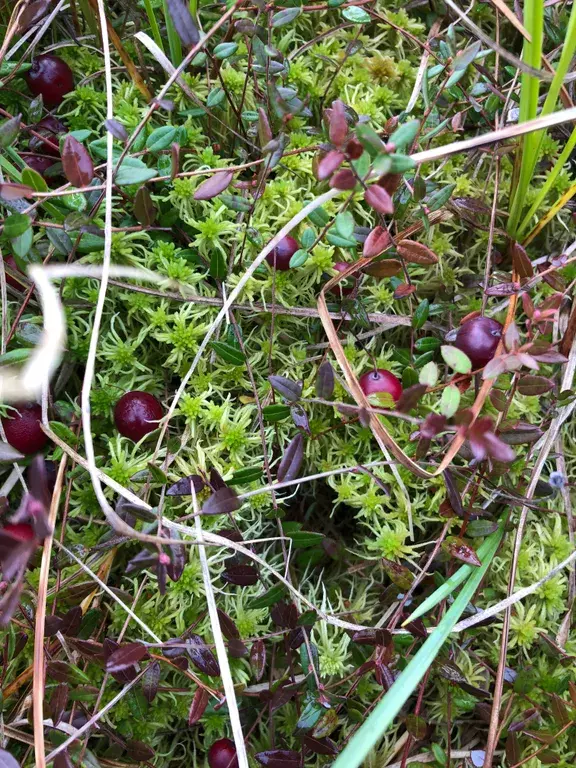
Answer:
(403, 524, 504, 625)
(332, 529, 503, 768)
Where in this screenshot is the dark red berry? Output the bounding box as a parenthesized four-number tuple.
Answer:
(21, 153, 59, 178)
(329, 261, 357, 298)
(208, 739, 239, 768)
(114, 391, 163, 441)
(30, 115, 67, 156)
(265, 235, 299, 271)
(359, 369, 403, 405)
(453, 317, 503, 369)
(2, 403, 48, 455)
(25, 55, 74, 107)
(3, 255, 26, 291)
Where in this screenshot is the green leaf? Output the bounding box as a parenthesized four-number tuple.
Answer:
(214, 42, 239, 59)
(440, 385, 460, 418)
(414, 337, 440, 353)
(335, 211, 355, 240)
(262, 404, 290, 422)
(229, 467, 263, 485)
(389, 119, 420, 151)
(331, 527, 504, 768)
(4, 213, 31, 239)
(412, 299, 429, 330)
(11, 228, 33, 258)
(342, 6, 371, 23)
(427, 183, 456, 211)
(326, 233, 357, 248)
(419, 361, 438, 387)
(271, 7, 301, 26)
(0, 348, 31, 365)
(0, 114, 21, 148)
(289, 249, 309, 268)
(308, 206, 330, 227)
(297, 698, 324, 730)
(115, 157, 156, 186)
(301, 228, 316, 249)
(210, 341, 245, 366)
(47, 228, 73, 255)
(21, 167, 48, 193)
(209, 250, 226, 279)
(286, 530, 324, 548)
(219, 194, 252, 212)
(388, 154, 416, 173)
(206, 88, 226, 108)
(248, 583, 285, 608)
(355, 124, 385, 158)
(441, 345, 472, 374)
(146, 126, 177, 151)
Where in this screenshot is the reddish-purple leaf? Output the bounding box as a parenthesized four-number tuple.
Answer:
(187, 634, 220, 676)
(228, 638, 249, 658)
(188, 685, 209, 725)
(302, 736, 339, 756)
(291, 404, 310, 434)
(166, 474, 205, 496)
(271, 600, 298, 629)
(442, 536, 482, 566)
(0, 183, 35, 201)
(165, 528, 186, 583)
(49, 683, 69, 727)
(328, 99, 348, 147)
(125, 740, 155, 762)
(316, 361, 334, 399)
(255, 750, 302, 767)
(44, 614, 64, 637)
(13, 632, 28, 659)
(485, 282, 520, 296)
(69, 638, 105, 662)
(202, 486, 240, 516)
(316, 150, 345, 181)
(171, 142, 180, 180)
(258, 108, 273, 147)
(47, 661, 71, 683)
(165, 0, 200, 45)
(133, 185, 157, 227)
(59, 605, 82, 637)
(194, 170, 234, 200)
(142, 660, 161, 703)
(405, 714, 427, 740)
(104, 118, 128, 141)
(499, 425, 543, 445)
(217, 608, 240, 639)
(363, 259, 402, 278)
(397, 239, 438, 265)
(394, 282, 417, 299)
(382, 558, 414, 590)
(250, 639, 266, 681)
(351, 628, 389, 646)
(517, 375, 555, 396)
(106, 642, 148, 673)
(329, 169, 357, 190)
(277, 433, 304, 483)
(17, 0, 52, 30)
(511, 242, 533, 278)
(222, 564, 259, 586)
(363, 225, 392, 258)
(270, 684, 295, 712)
(443, 469, 464, 517)
(268, 375, 302, 402)
(61, 135, 94, 187)
(365, 185, 394, 214)
(396, 384, 427, 413)
(53, 752, 73, 768)
(374, 661, 395, 690)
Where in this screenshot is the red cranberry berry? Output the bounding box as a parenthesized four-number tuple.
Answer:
(329, 261, 357, 298)
(265, 235, 299, 271)
(25, 55, 74, 107)
(359, 369, 403, 405)
(114, 391, 163, 442)
(2, 403, 48, 455)
(208, 739, 239, 768)
(3, 255, 26, 290)
(453, 317, 503, 369)
(31, 115, 67, 156)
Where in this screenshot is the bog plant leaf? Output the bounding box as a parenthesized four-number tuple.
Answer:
(441, 345, 472, 374)
(61, 135, 94, 187)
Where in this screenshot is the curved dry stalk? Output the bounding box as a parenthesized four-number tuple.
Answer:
(33, 456, 67, 768)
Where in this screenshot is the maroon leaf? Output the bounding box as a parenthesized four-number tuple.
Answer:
(511, 242, 533, 278)
(351, 628, 389, 646)
(217, 609, 240, 639)
(106, 642, 148, 673)
(222, 564, 259, 586)
(104, 118, 128, 141)
(443, 469, 464, 517)
(61, 135, 94, 187)
(316, 361, 334, 399)
(17, 0, 52, 30)
(258, 108, 273, 147)
(125, 740, 155, 762)
(59, 605, 82, 637)
(270, 684, 295, 712)
(45, 615, 64, 637)
(382, 559, 414, 590)
(134, 185, 157, 227)
(405, 714, 427, 740)
(166, 474, 205, 496)
(442, 536, 482, 566)
(0, 183, 35, 201)
(365, 185, 394, 214)
(250, 639, 266, 681)
(47, 661, 71, 682)
(302, 735, 339, 756)
(165, 0, 200, 45)
(271, 601, 298, 629)
(228, 638, 248, 658)
(69, 638, 105, 662)
(396, 383, 427, 413)
(54, 752, 73, 768)
(188, 685, 209, 725)
(485, 282, 520, 296)
(268, 375, 302, 402)
(187, 634, 220, 676)
(171, 142, 180, 179)
(0, 751, 21, 768)
(142, 660, 161, 703)
(328, 99, 348, 147)
(517, 375, 555, 396)
(363, 226, 392, 258)
(316, 150, 345, 181)
(329, 169, 357, 190)
(202, 486, 240, 516)
(291, 405, 310, 434)
(165, 528, 186, 582)
(374, 661, 395, 689)
(194, 170, 234, 200)
(394, 283, 417, 299)
(277, 433, 304, 483)
(49, 683, 69, 727)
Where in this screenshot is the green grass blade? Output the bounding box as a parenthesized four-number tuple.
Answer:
(508, 0, 544, 236)
(163, 0, 183, 66)
(143, 0, 165, 53)
(331, 529, 503, 768)
(403, 524, 504, 625)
